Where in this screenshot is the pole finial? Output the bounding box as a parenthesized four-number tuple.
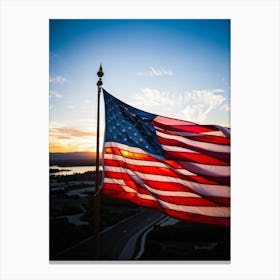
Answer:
(97, 64, 104, 78)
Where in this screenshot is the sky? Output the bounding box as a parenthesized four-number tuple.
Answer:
(49, 19, 230, 153)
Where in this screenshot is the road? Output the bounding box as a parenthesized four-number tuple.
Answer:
(56, 208, 164, 260)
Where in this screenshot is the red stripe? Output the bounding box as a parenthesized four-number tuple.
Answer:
(164, 150, 229, 166)
(200, 175, 230, 186)
(187, 135, 230, 145)
(105, 159, 187, 179)
(156, 195, 230, 207)
(152, 120, 220, 134)
(101, 188, 159, 208)
(157, 135, 230, 162)
(164, 208, 230, 227)
(101, 187, 230, 227)
(103, 182, 229, 207)
(105, 146, 160, 161)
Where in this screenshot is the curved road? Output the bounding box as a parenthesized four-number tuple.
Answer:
(57, 208, 164, 260)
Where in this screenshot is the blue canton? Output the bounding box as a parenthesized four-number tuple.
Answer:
(103, 89, 164, 157)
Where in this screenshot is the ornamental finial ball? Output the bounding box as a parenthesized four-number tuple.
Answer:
(97, 64, 104, 78)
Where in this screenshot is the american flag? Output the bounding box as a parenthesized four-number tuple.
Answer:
(101, 89, 230, 227)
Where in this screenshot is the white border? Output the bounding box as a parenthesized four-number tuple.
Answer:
(1, 0, 279, 279)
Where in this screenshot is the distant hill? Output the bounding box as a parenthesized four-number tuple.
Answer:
(50, 152, 99, 166)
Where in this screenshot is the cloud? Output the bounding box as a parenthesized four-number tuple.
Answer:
(50, 127, 94, 139)
(49, 75, 68, 84)
(220, 103, 230, 112)
(131, 88, 230, 124)
(133, 88, 174, 108)
(137, 67, 173, 77)
(176, 89, 229, 123)
(49, 124, 99, 152)
(212, 89, 225, 93)
(50, 90, 63, 98)
(49, 143, 78, 153)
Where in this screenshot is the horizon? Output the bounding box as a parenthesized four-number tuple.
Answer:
(50, 151, 97, 154)
(49, 19, 230, 153)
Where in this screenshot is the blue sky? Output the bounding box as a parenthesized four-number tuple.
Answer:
(49, 19, 230, 152)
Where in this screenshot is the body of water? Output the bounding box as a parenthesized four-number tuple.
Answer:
(50, 165, 102, 176)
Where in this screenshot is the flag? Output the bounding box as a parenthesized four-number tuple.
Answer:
(101, 89, 230, 227)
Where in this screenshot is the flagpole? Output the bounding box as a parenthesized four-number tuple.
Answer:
(94, 64, 103, 259)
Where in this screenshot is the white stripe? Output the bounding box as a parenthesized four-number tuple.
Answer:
(201, 130, 227, 137)
(214, 125, 230, 138)
(156, 130, 230, 153)
(162, 144, 199, 153)
(153, 115, 195, 126)
(159, 200, 230, 217)
(154, 126, 225, 137)
(104, 178, 200, 198)
(104, 178, 156, 201)
(104, 165, 230, 198)
(104, 178, 229, 217)
(105, 153, 168, 167)
(104, 153, 196, 176)
(123, 187, 156, 201)
(178, 161, 230, 177)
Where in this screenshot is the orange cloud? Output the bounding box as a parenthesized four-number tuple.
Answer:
(49, 143, 80, 153)
(49, 127, 96, 153)
(50, 127, 95, 138)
